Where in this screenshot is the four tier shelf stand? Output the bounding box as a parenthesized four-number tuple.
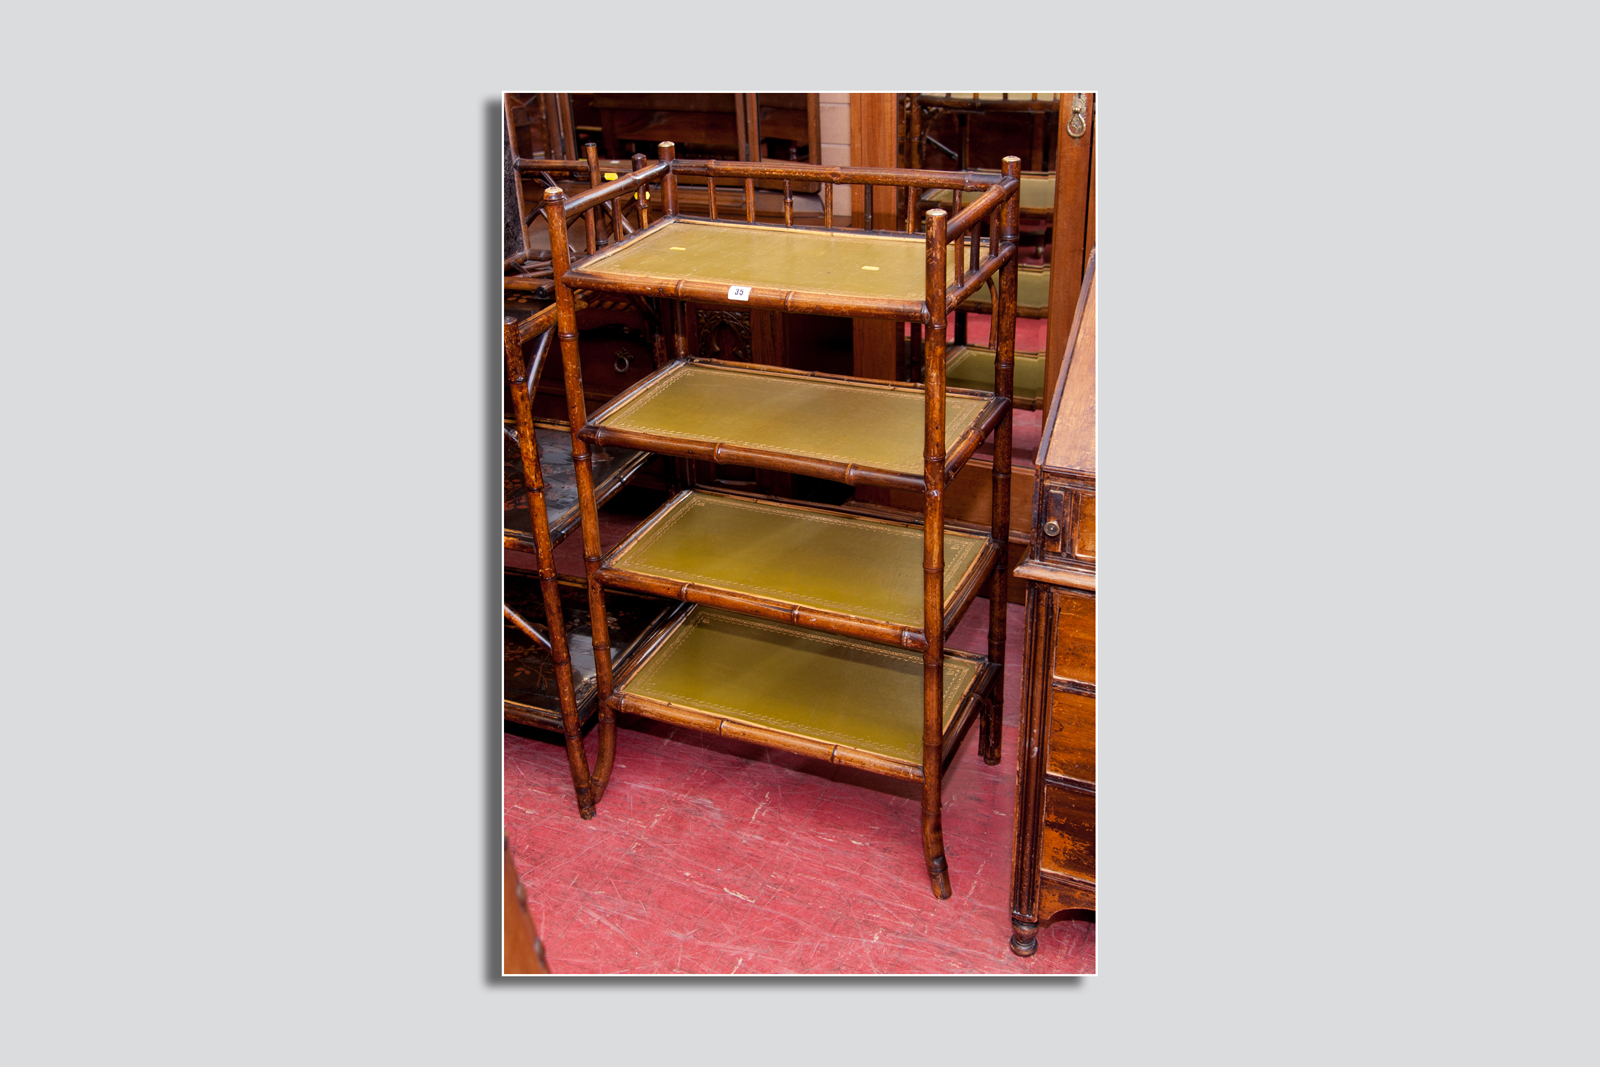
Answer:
(544, 142, 1021, 898)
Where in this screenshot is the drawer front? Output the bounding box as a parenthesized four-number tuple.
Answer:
(1074, 493, 1095, 561)
(1039, 783, 1095, 884)
(531, 328, 656, 420)
(1050, 589, 1095, 686)
(1046, 688, 1095, 785)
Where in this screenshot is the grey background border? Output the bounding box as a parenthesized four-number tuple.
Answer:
(8, 4, 1587, 1062)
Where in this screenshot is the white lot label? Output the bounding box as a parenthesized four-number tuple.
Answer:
(727, 285, 751, 301)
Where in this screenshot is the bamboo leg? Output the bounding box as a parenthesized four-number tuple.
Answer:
(505, 316, 596, 818)
(544, 187, 619, 803)
(985, 158, 1022, 766)
(922, 209, 951, 901)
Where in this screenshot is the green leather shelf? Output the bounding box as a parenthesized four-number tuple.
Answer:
(582, 361, 1005, 490)
(924, 172, 1055, 214)
(504, 424, 651, 548)
(949, 261, 1050, 316)
(614, 606, 990, 772)
(946, 345, 1048, 409)
(571, 217, 929, 306)
(601, 490, 997, 642)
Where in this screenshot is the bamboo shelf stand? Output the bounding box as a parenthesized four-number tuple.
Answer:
(544, 142, 1022, 899)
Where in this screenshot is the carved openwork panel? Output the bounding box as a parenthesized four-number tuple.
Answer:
(695, 307, 752, 361)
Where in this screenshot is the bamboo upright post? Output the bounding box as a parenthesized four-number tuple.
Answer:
(984, 157, 1021, 766)
(543, 185, 619, 801)
(659, 141, 677, 216)
(921, 207, 951, 900)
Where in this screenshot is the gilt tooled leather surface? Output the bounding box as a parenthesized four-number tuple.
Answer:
(609, 491, 986, 625)
(579, 219, 928, 302)
(945, 345, 1047, 401)
(596, 363, 987, 475)
(622, 607, 981, 764)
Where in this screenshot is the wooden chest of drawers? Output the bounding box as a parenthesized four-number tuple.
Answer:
(1009, 251, 1095, 956)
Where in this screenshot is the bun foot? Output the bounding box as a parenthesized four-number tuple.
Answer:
(1010, 919, 1038, 957)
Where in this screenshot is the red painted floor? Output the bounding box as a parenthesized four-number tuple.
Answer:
(504, 592, 1094, 975)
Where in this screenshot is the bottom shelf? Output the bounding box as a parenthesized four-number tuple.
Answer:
(611, 605, 996, 779)
(503, 573, 681, 732)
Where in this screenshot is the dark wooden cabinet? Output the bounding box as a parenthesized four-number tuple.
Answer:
(1009, 250, 1095, 957)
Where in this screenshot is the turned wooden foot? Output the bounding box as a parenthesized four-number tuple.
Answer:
(980, 696, 1002, 765)
(1009, 919, 1038, 957)
(573, 784, 596, 820)
(927, 856, 952, 900)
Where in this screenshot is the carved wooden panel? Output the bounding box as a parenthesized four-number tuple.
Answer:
(696, 307, 752, 362)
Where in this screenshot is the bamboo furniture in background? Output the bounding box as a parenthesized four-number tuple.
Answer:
(502, 300, 675, 818)
(1009, 249, 1095, 955)
(542, 142, 1022, 899)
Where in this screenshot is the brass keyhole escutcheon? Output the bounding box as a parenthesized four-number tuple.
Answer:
(1044, 520, 1061, 538)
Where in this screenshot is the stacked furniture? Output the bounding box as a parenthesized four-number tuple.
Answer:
(543, 142, 1022, 898)
(502, 300, 676, 818)
(906, 93, 1061, 172)
(1009, 249, 1096, 955)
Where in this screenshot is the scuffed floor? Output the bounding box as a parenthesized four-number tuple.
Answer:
(504, 597, 1094, 975)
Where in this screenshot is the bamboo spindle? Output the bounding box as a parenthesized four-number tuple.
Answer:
(659, 141, 677, 218)
(582, 143, 600, 256)
(632, 153, 649, 228)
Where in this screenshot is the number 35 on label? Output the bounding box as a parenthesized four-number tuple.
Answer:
(727, 285, 751, 301)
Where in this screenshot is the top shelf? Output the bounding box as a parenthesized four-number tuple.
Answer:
(564, 217, 934, 320)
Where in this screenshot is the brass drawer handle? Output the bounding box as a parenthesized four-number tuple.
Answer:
(1043, 520, 1061, 538)
(613, 351, 632, 374)
(1066, 94, 1087, 139)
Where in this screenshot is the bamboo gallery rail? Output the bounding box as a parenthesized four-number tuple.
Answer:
(532, 140, 1021, 901)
